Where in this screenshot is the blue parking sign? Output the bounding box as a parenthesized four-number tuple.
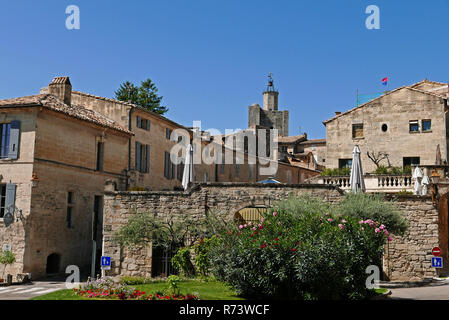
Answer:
(432, 257, 443, 268)
(101, 256, 111, 270)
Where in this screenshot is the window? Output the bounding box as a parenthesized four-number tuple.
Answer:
(249, 164, 254, 180)
(0, 185, 6, 218)
(403, 157, 420, 168)
(352, 123, 364, 139)
(136, 116, 151, 131)
(0, 183, 15, 219)
(339, 159, 352, 169)
(409, 120, 419, 132)
(422, 120, 431, 132)
(0, 121, 20, 159)
(67, 192, 74, 228)
(135, 142, 150, 173)
(235, 163, 240, 177)
(96, 142, 104, 171)
(166, 128, 173, 140)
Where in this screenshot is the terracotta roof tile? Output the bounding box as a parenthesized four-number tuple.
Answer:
(278, 134, 307, 144)
(0, 94, 131, 134)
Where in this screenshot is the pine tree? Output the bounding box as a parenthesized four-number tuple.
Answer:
(115, 79, 168, 115)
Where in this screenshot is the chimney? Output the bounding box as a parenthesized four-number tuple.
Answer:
(335, 111, 341, 116)
(48, 76, 72, 106)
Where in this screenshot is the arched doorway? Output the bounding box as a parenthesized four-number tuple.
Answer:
(46, 253, 61, 274)
(234, 206, 268, 225)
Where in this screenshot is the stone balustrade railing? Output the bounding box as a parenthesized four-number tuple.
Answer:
(313, 174, 414, 193)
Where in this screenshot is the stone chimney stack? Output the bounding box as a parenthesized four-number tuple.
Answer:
(48, 76, 72, 106)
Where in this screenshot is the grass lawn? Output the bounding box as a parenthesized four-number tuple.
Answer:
(31, 280, 244, 300)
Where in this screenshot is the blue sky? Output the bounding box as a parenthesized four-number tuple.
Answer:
(1, 0, 448, 139)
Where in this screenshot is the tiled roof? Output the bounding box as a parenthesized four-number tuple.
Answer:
(278, 134, 307, 144)
(0, 94, 131, 134)
(299, 139, 326, 145)
(71, 90, 190, 131)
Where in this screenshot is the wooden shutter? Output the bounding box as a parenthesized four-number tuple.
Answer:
(164, 151, 169, 178)
(146, 119, 151, 131)
(8, 120, 20, 159)
(136, 116, 142, 129)
(146, 145, 150, 173)
(135, 141, 141, 172)
(5, 183, 16, 212)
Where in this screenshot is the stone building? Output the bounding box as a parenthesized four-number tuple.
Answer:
(323, 80, 449, 173)
(0, 77, 132, 279)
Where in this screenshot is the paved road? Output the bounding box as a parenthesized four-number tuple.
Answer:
(389, 283, 449, 300)
(0, 281, 67, 300)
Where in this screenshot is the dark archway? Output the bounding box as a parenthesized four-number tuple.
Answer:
(437, 193, 449, 276)
(46, 253, 61, 274)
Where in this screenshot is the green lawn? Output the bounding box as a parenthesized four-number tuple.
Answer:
(31, 280, 244, 300)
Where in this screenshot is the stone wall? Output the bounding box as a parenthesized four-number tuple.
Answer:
(102, 183, 343, 277)
(383, 195, 440, 281)
(102, 184, 444, 281)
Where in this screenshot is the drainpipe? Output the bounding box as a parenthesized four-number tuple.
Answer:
(444, 96, 448, 163)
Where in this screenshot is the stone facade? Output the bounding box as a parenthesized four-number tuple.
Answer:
(324, 81, 448, 173)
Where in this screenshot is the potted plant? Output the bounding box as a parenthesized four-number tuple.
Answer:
(0, 251, 16, 285)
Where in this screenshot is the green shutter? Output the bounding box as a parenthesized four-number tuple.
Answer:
(8, 120, 20, 159)
(135, 142, 141, 172)
(146, 145, 150, 173)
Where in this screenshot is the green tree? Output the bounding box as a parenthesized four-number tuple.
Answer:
(115, 79, 168, 115)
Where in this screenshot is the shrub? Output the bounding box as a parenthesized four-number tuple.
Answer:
(171, 247, 195, 277)
(372, 166, 411, 175)
(166, 275, 181, 295)
(208, 195, 394, 300)
(193, 236, 219, 277)
(335, 193, 408, 236)
(321, 168, 350, 176)
(119, 276, 155, 285)
(0, 251, 15, 275)
(128, 186, 147, 191)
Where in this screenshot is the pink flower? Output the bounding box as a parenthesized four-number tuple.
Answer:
(361, 227, 364, 231)
(248, 221, 252, 226)
(278, 221, 282, 225)
(244, 224, 247, 228)
(341, 219, 346, 223)
(273, 212, 278, 217)
(327, 218, 333, 222)
(359, 220, 364, 224)
(379, 224, 385, 230)
(375, 228, 380, 233)
(338, 214, 342, 218)
(383, 230, 389, 236)
(239, 225, 243, 229)
(261, 218, 265, 223)
(252, 227, 257, 231)
(338, 224, 344, 230)
(387, 236, 392, 242)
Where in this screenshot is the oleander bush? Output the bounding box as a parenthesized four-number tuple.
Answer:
(208, 194, 401, 300)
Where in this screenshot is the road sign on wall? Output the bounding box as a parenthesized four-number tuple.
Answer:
(432, 247, 441, 256)
(101, 256, 111, 270)
(432, 257, 443, 268)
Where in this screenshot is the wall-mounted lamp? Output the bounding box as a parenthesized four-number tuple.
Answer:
(31, 173, 39, 187)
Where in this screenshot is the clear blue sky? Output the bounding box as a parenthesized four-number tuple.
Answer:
(1, 0, 448, 139)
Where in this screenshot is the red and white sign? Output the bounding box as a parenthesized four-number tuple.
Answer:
(432, 247, 441, 256)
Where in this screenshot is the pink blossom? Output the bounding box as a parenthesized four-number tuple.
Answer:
(387, 236, 392, 242)
(273, 212, 278, 217)
(375, 228, 380, 233)
(361, 227, 365, 231)
(379, 224, 385, 230)
(338, 214, 342, 218)
(239, 225, 243, 229)
(248, 221, 252, 226)
(261, 218, 265, 223)
(252, 227, 257, 231)
(338, 224, 344, 230)
(359, 220, 364, 224)
(278, 221, 282, 225)
(341, 219, 346, 223)
(327, 218, 333, 222)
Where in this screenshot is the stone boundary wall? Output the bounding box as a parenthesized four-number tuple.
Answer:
(102, 183, 343, 277)
(383, 195, 439, 281)
(102, 183, 440, 281)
